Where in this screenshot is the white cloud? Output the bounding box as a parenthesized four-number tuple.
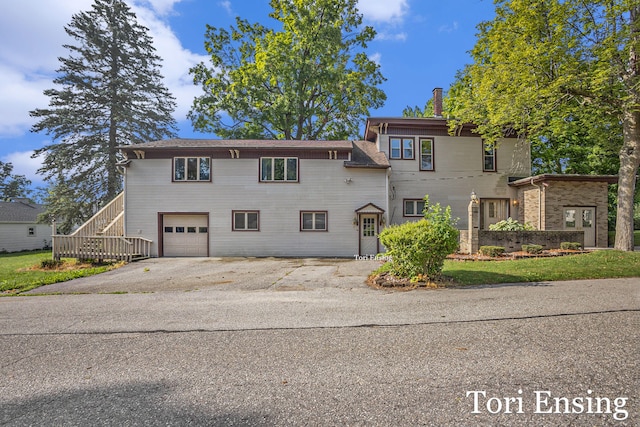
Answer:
(0, 0, 207, 138)
(1, 150, 44, 184)
(375, 32, 407, 42)
(219, 0, 233, 15)
(438, 21, 459, 33)
(369, 52, 382, 65)
(358, 0, 408, 24)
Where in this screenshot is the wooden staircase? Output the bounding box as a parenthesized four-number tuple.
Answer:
(52, 193, 151, 262)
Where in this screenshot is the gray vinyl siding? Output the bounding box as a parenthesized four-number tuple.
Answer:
(0, 223, 52, 252)
(378, 134, 531, 229)
(124, 158, 387, 257)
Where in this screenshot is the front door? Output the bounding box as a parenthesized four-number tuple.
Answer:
(564, 207, 596, 247)
(359, 214, 378, 256)
(481, 199, 509, 229)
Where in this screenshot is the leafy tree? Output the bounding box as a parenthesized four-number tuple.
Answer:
(30, 0, 177, 232)
(448, 0, 640, 250)
(189, 0, 386, 140)
(0, 161, 32, 201)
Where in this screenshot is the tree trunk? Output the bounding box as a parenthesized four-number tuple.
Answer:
(614, 109, 640, 251)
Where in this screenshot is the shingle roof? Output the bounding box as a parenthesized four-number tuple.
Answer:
(123, 138, 354, 150)
(345, 141, 390, 169)
(0, 200, 47, 223)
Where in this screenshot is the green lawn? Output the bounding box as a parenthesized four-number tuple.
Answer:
(442, 250, 640, 286)
(0, 251, 118, 295)
(608, 230, 640, 246)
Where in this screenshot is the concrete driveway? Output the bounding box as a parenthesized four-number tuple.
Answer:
(27, 257, 381, 294)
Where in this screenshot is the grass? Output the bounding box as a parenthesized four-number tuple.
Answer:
(0, 251, 121, 295)
(608, 230, 640, 246)
(442, 250, 640, 286)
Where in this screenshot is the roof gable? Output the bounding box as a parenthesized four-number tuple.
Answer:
(0, 200, 46, 223)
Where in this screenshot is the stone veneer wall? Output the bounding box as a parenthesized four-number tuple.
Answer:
(477, 230, 584, 252)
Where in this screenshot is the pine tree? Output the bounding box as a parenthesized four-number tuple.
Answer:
(30, 0, 177, 232)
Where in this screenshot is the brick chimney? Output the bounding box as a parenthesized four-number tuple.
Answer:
(432, 87, 443, 117)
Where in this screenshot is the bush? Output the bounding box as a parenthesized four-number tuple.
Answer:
(522, 244, 543, 254)
(40, 259, 64, 269)
(489, 217, 535, 231)
(479, 246, 505, 257)
(560, 242, 582, 250)
(378, 196, 458, 280)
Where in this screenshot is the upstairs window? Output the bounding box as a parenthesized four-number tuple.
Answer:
(483, 144, 496, 172)
(390, 137, 414, 159)
(260, 157, 298, 182)
(174, 157, 210, 181)
(420, 138, 434, 171)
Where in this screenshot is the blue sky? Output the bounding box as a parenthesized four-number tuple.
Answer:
(0, 0, 495, 188)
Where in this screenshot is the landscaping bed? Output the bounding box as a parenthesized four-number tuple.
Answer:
(447, 248, 590, 261)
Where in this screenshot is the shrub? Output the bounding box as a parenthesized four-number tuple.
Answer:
(479, 246, 505, 257)
(560, 242, 582, 250)
(40, 259, 64, 269)
(378, 196, 458, 280)
(489, 217, 535, 231)
(522, 244, 543, 254)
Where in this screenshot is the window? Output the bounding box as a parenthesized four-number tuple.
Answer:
(483, 144, 496, 171)
(301, 211, 327, 231)
(27, 227, 36, 236)
(233, 211, 259, 231)
(260, 157, 298, 182)
(176, 227, 185, 233)
(420, 139, 434, 171)
(174, 157, 211, 181)
(390, 137, 414, 159)
(164, 226, 173, 233)
(404, 199, 426, 217)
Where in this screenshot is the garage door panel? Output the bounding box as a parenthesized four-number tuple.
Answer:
(163, 215, 208, 257)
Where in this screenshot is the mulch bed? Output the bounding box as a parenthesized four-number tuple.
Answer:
(446, 249, 589, 261)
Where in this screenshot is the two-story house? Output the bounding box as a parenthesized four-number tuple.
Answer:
(52, 89, 615, 260)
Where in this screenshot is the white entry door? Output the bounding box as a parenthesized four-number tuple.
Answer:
(482, 199, 509, 229)
(359, 214, 378, 256)
(563, 207, 596, 247)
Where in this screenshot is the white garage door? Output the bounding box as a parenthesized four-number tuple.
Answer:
(163, 215, 208, 257)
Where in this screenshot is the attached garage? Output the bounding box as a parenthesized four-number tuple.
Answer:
(160, 213, 209, 257)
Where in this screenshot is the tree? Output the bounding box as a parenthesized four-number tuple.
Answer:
(189, 0, 386, 140)
(448, 0, 640, 251)
(30, 0, 177, 232)
(0, 161, 32, 201)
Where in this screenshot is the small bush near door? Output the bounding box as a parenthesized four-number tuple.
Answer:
(560, 242, 583, 250)
(479, 246, 505, 257)
(378, 196, 458, 280)
(522, 244, 544, 254)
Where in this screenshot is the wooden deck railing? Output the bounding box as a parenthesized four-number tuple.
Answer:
(71, 192, 124, 237)
(52, 236, 152, 262)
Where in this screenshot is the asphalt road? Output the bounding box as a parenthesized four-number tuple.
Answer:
(1, 258, 639, 426)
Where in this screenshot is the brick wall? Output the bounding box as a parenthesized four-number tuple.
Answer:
(516, 180, 609, 248)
